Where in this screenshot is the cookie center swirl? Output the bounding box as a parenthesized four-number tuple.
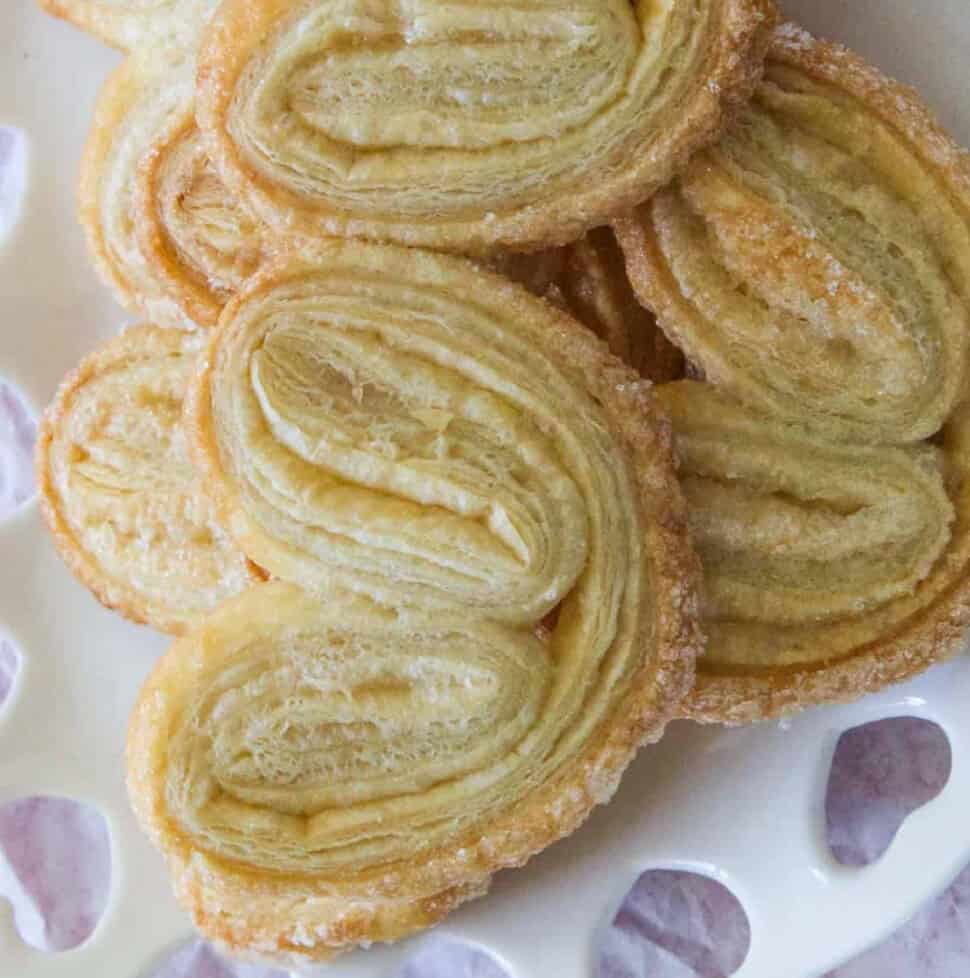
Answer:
(249, 317, 586, 616)
(167, 610, 552, 870)
(228, 0, 705, 216)
(283, 4, 638, 150)
(215, 272, 610, 624)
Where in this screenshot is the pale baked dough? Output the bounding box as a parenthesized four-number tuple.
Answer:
(37, 0, 215, 52)
(128, 241, 701, 962)
(81, 56, 267, 329)
(493, 228, 684, 384)
(37, 326, 258, 634)
(615, 23, 970, 443)
(658, 382, 970, 724)
(195, 0, 777, 254)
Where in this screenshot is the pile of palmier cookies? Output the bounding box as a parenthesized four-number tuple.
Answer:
(34, 0, 970, 966)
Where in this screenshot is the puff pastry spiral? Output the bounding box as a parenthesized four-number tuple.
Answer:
(195, 0, 776, 253)
(37, 326, 257, 634)
(128, 241, 701, 961)
(616, 24, 970, 443)
(659, 382, 970, 723)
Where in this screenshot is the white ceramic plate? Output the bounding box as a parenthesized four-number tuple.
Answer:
(1, 2, 969, 976)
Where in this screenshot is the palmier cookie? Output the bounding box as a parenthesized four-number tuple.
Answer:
(195, 0, 777, 254)
(127, 240, 702, 963)
(615, 24, 970, 444)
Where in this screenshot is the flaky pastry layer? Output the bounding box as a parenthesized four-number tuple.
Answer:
(128, 240, 702, 962)
(37, 326, 257, 634)
(195, 0, 777, 253)
(615, 23, 970, 443)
